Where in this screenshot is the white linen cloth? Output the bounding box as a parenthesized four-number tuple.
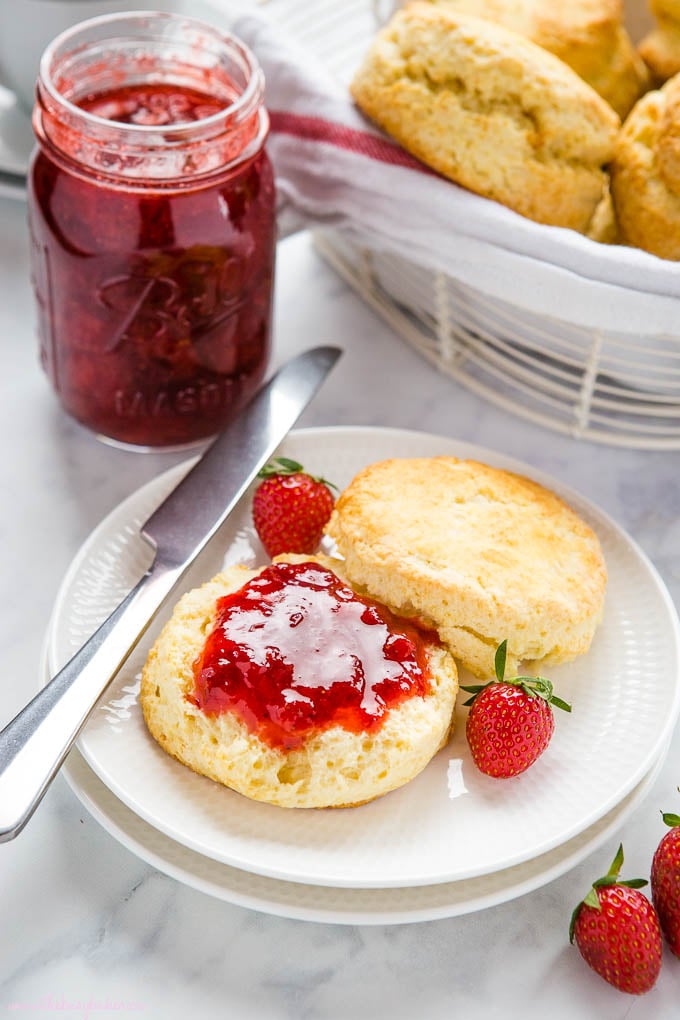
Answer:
(230, 9, 680, 336)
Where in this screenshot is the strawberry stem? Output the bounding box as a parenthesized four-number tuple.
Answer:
(460, 640, 571, 712)
(259, 456, 304, 477)
(569, 843, 648, 943)
(494, 639, 507, 682)
(257, 457, 338, 492)
(661, 788, 680, 828)
(601, 842, 624, 883)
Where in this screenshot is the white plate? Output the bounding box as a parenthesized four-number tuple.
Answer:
(61, 742, 668, 925)
(46, 427, 680, 888)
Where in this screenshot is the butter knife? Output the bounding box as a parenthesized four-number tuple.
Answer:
(0, 344, 341, 842)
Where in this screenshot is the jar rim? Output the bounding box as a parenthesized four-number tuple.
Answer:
(39, 9, 264, 138)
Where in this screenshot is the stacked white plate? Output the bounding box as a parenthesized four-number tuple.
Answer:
(45, 427, 680, 924)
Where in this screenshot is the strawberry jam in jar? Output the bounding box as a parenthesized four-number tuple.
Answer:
(29, 13, 275, 448)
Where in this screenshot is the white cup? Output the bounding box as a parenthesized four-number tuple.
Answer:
(0, 1, 165, 111)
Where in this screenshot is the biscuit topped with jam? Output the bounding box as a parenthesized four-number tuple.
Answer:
(141, 556, 458, 808)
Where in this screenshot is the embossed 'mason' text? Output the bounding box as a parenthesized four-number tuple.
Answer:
(114, 377, 246, 419)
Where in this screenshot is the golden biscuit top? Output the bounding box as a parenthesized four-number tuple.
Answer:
(610, 74, 680, 258)
(650, 0, 680, 19)
(656, 76, 680, 191)
(328, 457, 606, 623)
(358, 4, 620, 164)
(423, 0, 621, 51)
(421, 0, 648, 116)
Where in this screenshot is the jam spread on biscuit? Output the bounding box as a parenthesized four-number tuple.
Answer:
(190, 561, 433, 749)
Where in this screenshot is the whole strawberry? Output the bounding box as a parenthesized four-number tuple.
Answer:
(461, 640, 571, 778)
(570, 844, 662, 994)
(252, 457, 336, 558)
(652, 809, 680, 957)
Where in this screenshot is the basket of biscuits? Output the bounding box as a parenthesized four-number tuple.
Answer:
(280, 0, 680, 448)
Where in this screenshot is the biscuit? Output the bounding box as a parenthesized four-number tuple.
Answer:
(639, 0, 680, 83)
(140, 557, 458, 809)
(423, 0, 649, 117)
(610, 74, 680, 259)
(326, 458, 607, 678)
(586, 179, 619, 244)
(350, 5, 620, 233)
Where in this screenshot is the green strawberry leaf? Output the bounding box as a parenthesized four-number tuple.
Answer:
(258, 457, 304, 479)
(607, 843, 625, 882)
(569, 843, 648, 944)
(568, 898, 590, 943)
(257, 457, 338, 491)
(461, 641, 571, 712)
(512, 675, 572, 713)
(591, 844, 647, 889)
(460, 683, 487, 707)
(583, 887, 602, 910)
(273, 456, 304, 472)
(662, 812, 680, 827)
(494, 639, 507, 683)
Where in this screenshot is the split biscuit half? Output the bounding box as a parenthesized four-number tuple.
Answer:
(140, 556, 458, 809)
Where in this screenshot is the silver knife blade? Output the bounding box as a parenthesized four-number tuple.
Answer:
(0, 345, 341, 842)
(142, 344, 338, 565)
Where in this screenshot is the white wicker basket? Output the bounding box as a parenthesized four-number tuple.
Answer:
(313, 230, 680, 449)
(265, 0, 680, 449)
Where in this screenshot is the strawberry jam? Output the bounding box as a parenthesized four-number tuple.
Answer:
(191, 562, 433, 750)
(78, 83, 225, 126)
(29, 13, 275, 448)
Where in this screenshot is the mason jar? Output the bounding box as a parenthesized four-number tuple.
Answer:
(29, 11, 276, 449)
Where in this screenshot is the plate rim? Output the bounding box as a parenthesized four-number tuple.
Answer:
(59, 737, 669, 926)
(46, 425, 680, 888)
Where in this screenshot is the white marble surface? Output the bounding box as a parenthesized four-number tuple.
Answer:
(1, 191, 680, 1018)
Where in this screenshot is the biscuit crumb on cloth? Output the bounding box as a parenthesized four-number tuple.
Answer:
(326, 458, 607, 679)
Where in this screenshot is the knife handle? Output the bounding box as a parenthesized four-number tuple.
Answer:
(0, 565, 178, 842)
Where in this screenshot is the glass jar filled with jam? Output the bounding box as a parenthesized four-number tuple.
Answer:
(29, 12, 276, 449)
